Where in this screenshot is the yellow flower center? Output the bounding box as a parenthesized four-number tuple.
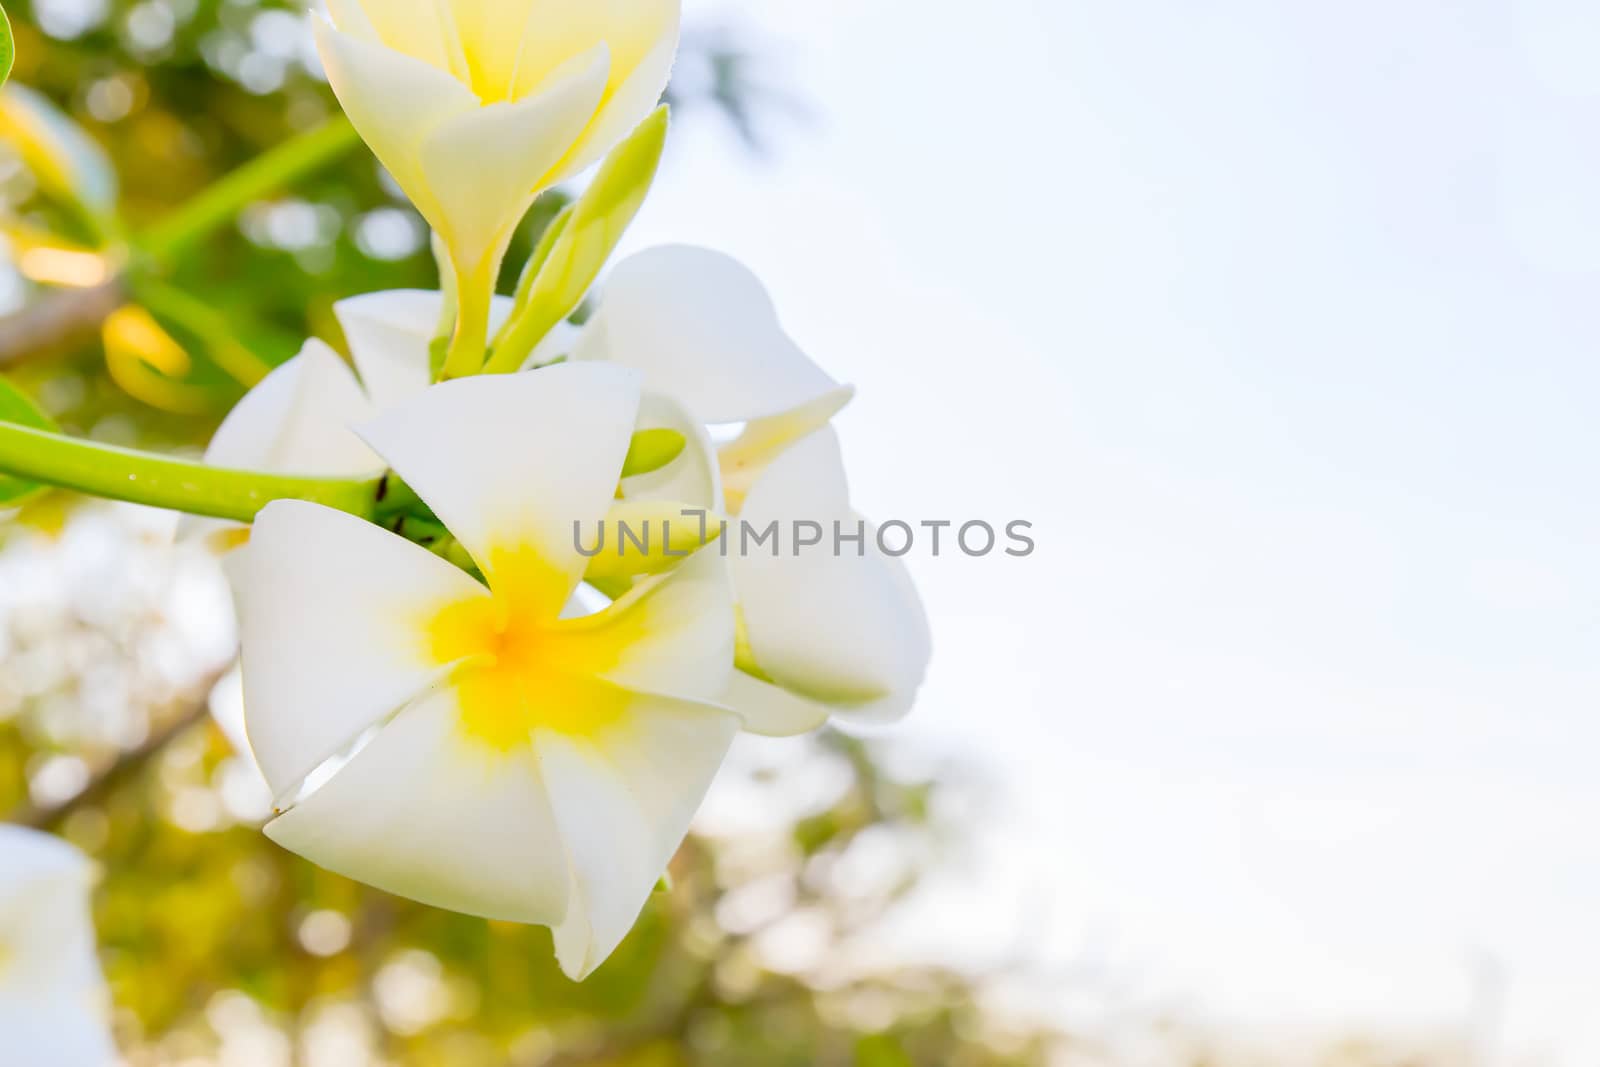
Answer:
(339, 0, 666, 107)
(426, 545, 628, 751)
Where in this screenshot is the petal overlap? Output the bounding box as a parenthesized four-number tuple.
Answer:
(574, 245, 845, 424)
(265, 685, 571, 923)
(238, 365, 740, 979)
(357, 363, 641, 599)
(231, 499, 490, 800)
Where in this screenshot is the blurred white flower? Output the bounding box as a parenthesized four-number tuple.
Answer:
(231, 364, 738, 978)
(0, 827, 117, 1066)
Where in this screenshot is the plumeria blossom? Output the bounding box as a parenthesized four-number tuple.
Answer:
(0, 827, 117, 1066)
(571, 246, 931, 734)
(230, 363, 739, 978)
(314, 0, 680, 368)
(205, 246, 930, 738)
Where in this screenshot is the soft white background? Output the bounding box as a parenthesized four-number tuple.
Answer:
(627, 0, 1600, 1061)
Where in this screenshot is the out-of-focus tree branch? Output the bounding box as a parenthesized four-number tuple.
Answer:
(0, 278, 124, 367)
(0, 116, 361, 371)
(8, 671, 219, 831)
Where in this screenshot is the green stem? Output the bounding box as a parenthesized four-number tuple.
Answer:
(133, 278, 275, 387)
(0, 420, 380, 522)
(485, 296, 565, 375)
(441, 256, 494, 379)
(137, 115, 361, 267)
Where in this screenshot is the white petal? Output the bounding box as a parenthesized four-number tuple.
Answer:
(0, 1002, 117, 1067)
(357, 363, 641, 604)
(314, 22, 477, 228)
(418, 47, 608, 269)
(551, 30, 679, 182)
(333, 289, 435, 409)
(540, 697, 737, 978)
(266, 686, 569, 923)
(719, 670, 830, 738)
(517, 318, 583, 369)
(202, 340, 380, 475)
(719, 384, 855, 511)
(207, 666, 275, 818)
(620, 390, 721, 510)
(324, 0, 378, 40)
(575, 246, 843, 424)
(732, 429, 931, 724)
(0, 828, 104, 998)
(231, 500, 489, 800)
(504, 0, 676, 106)
(0, 825, 95, 896)
(343, 0, 460, 73)
(334, 289, 517, 410)
(182, 341, 379, 546)
(826, 546, 931, 726)
(552, 544, 732, 701)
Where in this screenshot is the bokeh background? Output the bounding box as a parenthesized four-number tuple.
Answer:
(4, 0, 1597, 1064)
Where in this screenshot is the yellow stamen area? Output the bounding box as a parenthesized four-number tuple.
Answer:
(206, 525, 252, 555)
(426, 544, 630, 752)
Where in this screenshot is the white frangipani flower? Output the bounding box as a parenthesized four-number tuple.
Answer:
(231, 363, 738, 979)
(0, 827, 117, 1066)
(208, 247, 930, 738)
(314, 0, 680, 367)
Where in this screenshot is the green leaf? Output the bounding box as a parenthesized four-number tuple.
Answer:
(855, 1034, 914, 1067)
(0, 84, 121, 238)
(485, 106, 670, 373)
(506, 201, 574, 318)
(0, 376, 61, 505)
(0, 6, 15, 91)
(620, 428, 687, 479)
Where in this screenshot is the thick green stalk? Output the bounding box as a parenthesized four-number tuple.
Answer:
(138, 116, 361, 267)
(0, 420, 380, 522)
(440, 255, 496, 379)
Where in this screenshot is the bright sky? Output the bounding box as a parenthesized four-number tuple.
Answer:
(625, 0, 1600, 1061)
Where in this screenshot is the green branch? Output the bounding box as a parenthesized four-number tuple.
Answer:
(0, 419, 381, 522)
(137, 115, 362, 267)
(133, 278, 275, 387)
(11, 676, 218, 831)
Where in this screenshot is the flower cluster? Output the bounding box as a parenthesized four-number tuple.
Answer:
(196, 0, 931, 981)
